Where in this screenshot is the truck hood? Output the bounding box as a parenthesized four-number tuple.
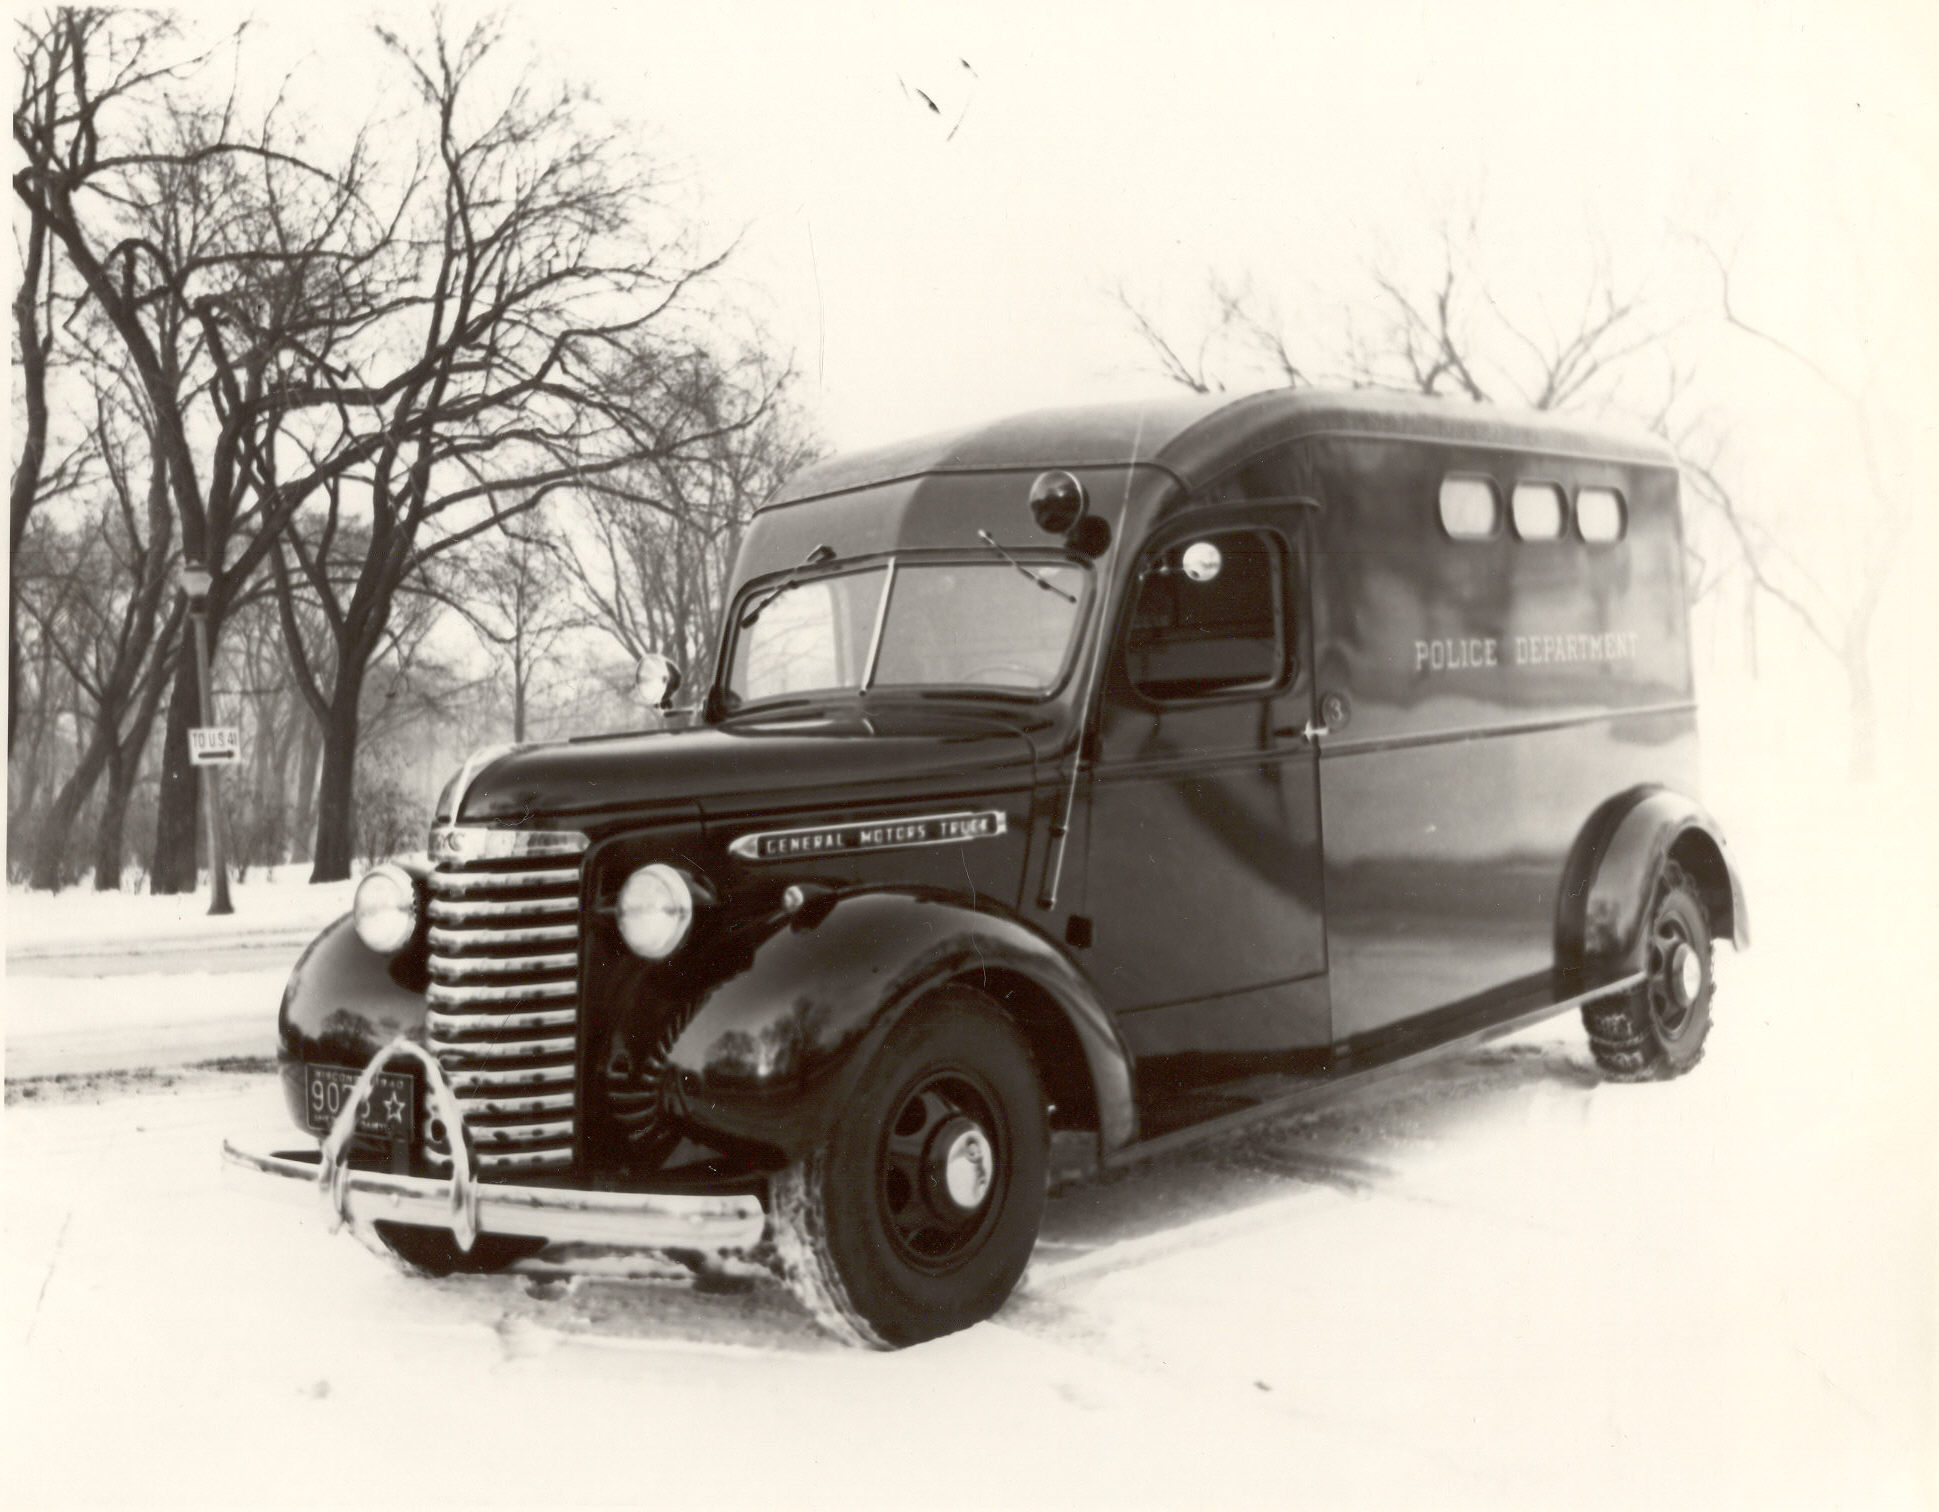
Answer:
(455, 708, 1045, 827)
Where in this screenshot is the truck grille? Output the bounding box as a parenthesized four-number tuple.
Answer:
(422, 835, 587, 1177)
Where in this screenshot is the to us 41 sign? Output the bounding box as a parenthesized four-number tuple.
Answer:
(189, 727, 241, 765)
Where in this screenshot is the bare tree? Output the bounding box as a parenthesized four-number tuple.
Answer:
(562, 348, 820, 686)
(15, 12, 815, 887)
(1119, 216, 1676, 418)
(10, 54, 95, 756)
(11, 437, 178, 891)
(261, 17, 766, 879)
(219, 593, 316, 875)
(1673, 248, 1912, 781)
(431, 515, 578, 742)
(13, 10, 393, 892)
(71, 387, 181, 890)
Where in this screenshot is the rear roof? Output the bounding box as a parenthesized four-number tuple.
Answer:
(768, 388, 1677, 509)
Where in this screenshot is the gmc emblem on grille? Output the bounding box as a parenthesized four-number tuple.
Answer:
(429, 826, 474, 863)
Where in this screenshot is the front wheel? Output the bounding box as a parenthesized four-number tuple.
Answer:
(771, 987, 1048, 1348)
(1582, 859, 1715, 1080)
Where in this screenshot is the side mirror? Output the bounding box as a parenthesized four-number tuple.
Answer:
(634, 653, 684, 711)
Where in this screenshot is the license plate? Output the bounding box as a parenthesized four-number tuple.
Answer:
(304, 1065, 415, 1141)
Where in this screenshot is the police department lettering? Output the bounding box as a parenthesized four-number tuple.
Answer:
(1415, 630, 1638, 673)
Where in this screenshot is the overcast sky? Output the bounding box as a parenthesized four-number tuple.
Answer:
(191, 0, 1935, 456)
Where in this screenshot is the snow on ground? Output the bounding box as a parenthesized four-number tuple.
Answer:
(3, 868, 350, 1076)
(3, 969, 286, 1078)
(4, 870, 353, 958)
(2, 776, 1934, 1509)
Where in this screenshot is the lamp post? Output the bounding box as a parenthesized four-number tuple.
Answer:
(180, 562, 233, 915)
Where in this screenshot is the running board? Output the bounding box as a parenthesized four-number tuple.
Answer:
(1101, 971, 1643, 1173)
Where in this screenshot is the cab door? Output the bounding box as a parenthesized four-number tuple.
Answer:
(1080, 506, 1329, 1062)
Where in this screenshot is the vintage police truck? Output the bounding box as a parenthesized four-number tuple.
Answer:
(225, 388, 1748, 1347)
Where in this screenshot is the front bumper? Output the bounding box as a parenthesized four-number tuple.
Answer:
(221, 1141, 769, 1251)
(225, 1031, 765, 1255)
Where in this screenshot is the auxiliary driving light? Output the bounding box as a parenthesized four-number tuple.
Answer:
(1028, 469, 1087, 535)
(352, 864, 419, 955)
(617, 863, 696, 960)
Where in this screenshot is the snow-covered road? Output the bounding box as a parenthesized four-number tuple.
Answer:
(3, 873, 341, 1075)
(4, 960, 1929, 1510)
(3, 969, 287, 1077)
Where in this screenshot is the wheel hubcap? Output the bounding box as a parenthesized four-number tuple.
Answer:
(1645, 905, 1704, 1038)
(1672, 942, 1703, 1008)
(940, 1122, 994, 1210)
(878, 1075, 1003, 1270)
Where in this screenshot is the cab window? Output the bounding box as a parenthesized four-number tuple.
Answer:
(1126, 528, 1285, 700)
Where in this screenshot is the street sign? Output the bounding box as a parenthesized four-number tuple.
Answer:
(189, 726, 241, 765)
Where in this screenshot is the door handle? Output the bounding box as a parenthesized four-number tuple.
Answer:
(1274, 693, 1347, 744)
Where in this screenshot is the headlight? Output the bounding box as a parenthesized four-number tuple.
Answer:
(353, 864, 419, 955)
(616, 864, 695, 959)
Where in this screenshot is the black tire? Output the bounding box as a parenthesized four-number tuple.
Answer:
(1582, 859, 1715, 1081)
(371, 1221, 547, 1276)
(770, 987, 1049, 1348)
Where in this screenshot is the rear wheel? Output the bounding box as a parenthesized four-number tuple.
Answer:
(371, 1222, 547, 1276)
(1582, 859, 1715, 1080)
(771, 987, 1048, 1348)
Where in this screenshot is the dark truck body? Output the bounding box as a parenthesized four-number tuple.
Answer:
(228, 388, 1746, 1345)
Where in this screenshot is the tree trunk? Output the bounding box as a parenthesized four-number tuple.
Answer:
(290, 716, 323, 864)
(94, 645, 174, 890)
(8, 651, 53, 836)
(11, 224, 50, 760)
(308, 667, 366, 883)
(8, 618, 21, 762)
(150, 652, 202, 893)
(29, 729, 113, 890)
(92, 746, 136, 892)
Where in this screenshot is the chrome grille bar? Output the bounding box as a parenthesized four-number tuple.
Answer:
(429, 923, 577, 950)
(446, 1063, 575, 1091)
(472, 1119, 575, 1146)
(430, 951, 578, 979)
(428, 866, 580, 892)
(456, 1090, 575, 1117)
(428, 979, 576, 1006)
(429, 895, 578, 922)
(426, 1007, 577, 1037)
(428, 1033, 575, 1061)
(421, 833, 585, 1179)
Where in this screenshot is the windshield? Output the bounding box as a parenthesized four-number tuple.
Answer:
(724, 556, 1089, 708)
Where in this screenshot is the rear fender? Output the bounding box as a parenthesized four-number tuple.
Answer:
(663, 890, 1136, 1164)
(1558, 786, 1749, 983)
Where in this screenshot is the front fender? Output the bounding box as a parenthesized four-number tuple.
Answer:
(275, 914, 432, 1130)
(663, 890, 1136, 1164)
(1558, 786, 1749, 982)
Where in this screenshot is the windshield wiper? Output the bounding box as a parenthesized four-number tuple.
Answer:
(740, 544, 836, 627)
(975, 530, 1077, 603)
